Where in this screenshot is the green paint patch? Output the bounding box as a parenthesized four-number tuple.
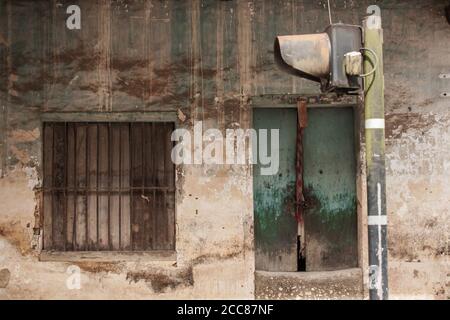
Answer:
(254, 182, 296, 250)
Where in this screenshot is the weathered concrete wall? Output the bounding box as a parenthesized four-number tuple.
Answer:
(0, 0, 448, 299)
(381, 1, 449, 300)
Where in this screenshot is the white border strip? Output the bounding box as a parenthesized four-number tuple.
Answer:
(365, 118, 385, 129)
(368, 215, 387, 226)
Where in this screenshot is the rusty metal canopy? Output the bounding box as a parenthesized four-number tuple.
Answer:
(274, 33, 331, 83)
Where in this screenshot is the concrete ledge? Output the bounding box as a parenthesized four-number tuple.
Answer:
(255, 268, 363, 300)
(40, 111, 177, 122)
(39, 250, 177, 263)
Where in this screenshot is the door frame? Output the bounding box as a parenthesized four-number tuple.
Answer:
(250, 93, 369, 298)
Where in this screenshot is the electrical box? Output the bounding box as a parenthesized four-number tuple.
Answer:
(324, 24, 363, 93)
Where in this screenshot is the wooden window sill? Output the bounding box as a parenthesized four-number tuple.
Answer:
(39, 250, 177, 263)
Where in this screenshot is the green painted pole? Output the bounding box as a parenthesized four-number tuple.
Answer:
(363, 7, 388, 300)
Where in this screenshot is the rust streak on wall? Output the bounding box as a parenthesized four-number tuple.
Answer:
(189, 0, 203, 124)
(98, 0, 112, 111)
(215, 0, 225, 131)
(236, 1, 254, 129)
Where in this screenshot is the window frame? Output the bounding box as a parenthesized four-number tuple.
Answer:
(38, 112, 178, 263)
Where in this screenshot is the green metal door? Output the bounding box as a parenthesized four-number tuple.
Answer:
(253, 107, 357, 272)
(253, 108, 298, 272)
(303, 107, 357, 271)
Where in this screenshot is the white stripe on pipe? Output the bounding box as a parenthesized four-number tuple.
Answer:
(368, 215, 387, 226)
(377, 183, 382, 215)
(365, 118, 385, 129)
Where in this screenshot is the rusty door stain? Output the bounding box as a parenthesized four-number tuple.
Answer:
(253, 108, 298, 272)
(303, 107, 358, 271)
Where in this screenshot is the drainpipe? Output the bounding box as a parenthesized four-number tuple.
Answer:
(363, 7, 388, 300)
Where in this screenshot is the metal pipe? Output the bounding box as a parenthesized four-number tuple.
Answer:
(363, 9, 388, 300)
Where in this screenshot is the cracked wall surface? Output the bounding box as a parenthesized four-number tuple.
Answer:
(0, 0, 448, 300)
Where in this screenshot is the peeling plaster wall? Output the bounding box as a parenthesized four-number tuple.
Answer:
(0, 0, 448, 299)
(381, 1, 449, 300)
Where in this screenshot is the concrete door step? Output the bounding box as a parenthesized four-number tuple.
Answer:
(255, 268, 364, 300)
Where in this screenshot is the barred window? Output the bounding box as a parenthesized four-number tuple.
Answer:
(42, 122, 175, 252)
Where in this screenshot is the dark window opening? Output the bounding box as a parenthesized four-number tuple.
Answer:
(42, 122, 175, 252)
